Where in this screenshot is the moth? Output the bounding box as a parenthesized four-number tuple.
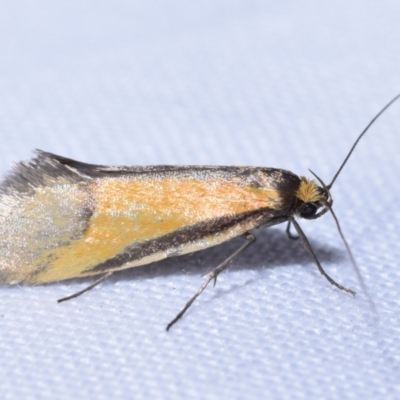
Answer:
(0, 94, 398, 330)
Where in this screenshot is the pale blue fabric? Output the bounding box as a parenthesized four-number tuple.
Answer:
(0, 2, 399, 399)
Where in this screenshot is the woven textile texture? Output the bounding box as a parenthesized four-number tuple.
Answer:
(0, 2, 399, 399)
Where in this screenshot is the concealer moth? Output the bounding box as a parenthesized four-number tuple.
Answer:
(0, 94, 398, 330)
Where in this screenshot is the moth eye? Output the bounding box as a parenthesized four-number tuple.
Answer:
(300, 203, 318, 219)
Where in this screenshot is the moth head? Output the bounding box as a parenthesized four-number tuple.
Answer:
(295, 176, 330, 220)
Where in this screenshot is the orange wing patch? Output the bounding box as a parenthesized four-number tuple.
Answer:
(32, 176, 281, 283)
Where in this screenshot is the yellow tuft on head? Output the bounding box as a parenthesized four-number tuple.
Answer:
(295, 177, 323, 203)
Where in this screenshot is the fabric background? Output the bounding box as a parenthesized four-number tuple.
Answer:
(0, 2, 399, 399)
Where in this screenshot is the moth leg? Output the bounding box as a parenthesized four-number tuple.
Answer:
(291, 218, 355, 295)
(57, 272, 113, 303)
(286, 220, 299, 240)
(166, 232, 256, 331)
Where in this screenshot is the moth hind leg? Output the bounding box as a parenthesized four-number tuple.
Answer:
(57, 272, 113, 303)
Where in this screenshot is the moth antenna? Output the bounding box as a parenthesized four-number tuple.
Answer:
(328, 93, 400, 189)
(325, 202, 376, 314)
(309, 169, 376, 313)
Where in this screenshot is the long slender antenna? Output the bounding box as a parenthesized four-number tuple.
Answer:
(328, 93, 400, 189)
(309, 169, 375, 310)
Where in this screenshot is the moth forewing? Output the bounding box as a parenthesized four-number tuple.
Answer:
(0, 152, 297, 285)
